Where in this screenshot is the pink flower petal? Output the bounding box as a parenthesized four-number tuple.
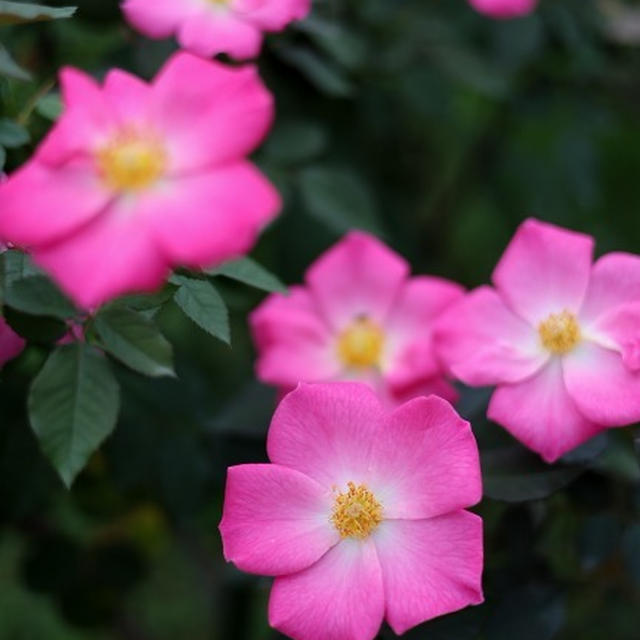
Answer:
(151, 52, 273, 172)
(0, 160, 111, 247)
(488, 359, 603, 463)
(103, 68, 152, 123)
(468, 0, 538, 19)
(385, 276, 464, 390)
(145, 161, 280, 268)
(121, 0, 194, 38)
(563, 340, 640, 427)
(579, 252, 640, 324)
(178, 9, 263, 60)
(390, 376, 460, 406)
(0, 316, 25, 368)
(37, 67, 113, 165)
(374, 513, 484, 635)
(235, 0, 312, 30)
(592, 303, 640, 371)
(269, 539, 384, 640)
(32, 201, 168, 310)
(369, 396, 481, 519)
(434, 286, 547, 386)
(250, 286, 340, 387)
(267, 382, 384, 487)
(306, 232, 409, 331)
(492, 218, 594, 325)
(219, 464, 339, 576)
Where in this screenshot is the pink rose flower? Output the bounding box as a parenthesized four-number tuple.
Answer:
(0, 316, 25, 368)
(0, 52, 280, 310)
(122, 0, 311, 61)
(250, 231, 464, 406)
(435, 218, 640, 463)
(468, 0, 538, 19)
(219, 382, 484, 640)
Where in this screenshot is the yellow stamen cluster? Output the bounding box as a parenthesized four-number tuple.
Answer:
(538, 310, 581, 354)
(331, 482, 383, 539)
(336, 316, 385, 369)
(96, 131, 167, 192)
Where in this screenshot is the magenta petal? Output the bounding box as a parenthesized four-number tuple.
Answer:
(385, 276, 464, 390)
(375, 513, 483, 635)
(488, 360, 603, 463)
(468, 0, 538, 19)
(32, 203, 168, 310)
(267, 383, 384, 487)
(269, 539, 384, 640)
(146, 162, 280, 269)
(0, 160, 110, 248)
(306, 232, 409, 330)
(390, 376, 460, 406)
(151, 52, 273, 172)
(235, 0, 312, 30)
(103, 69, 152, 123)
(563, 341, 640, 427)
(370, 396, 481, 519)
(0, 316, 25, 368)
(492, 218, 594, 324)
(580, 252, 640, 324)
(219, 464, 338, 576)
(178, 9, 263, 60)
(434, 286, 547, 386)
(121, 0, 193, 38)
(250, 286, 339, 387)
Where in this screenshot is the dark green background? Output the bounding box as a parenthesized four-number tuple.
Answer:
(2, 0, 640, 638)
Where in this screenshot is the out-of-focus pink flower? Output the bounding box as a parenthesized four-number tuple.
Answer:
(250, 231, 464, 407)
(220, 382, 484, 640)
(122, 0, 311, 60)
(0, 316, 25, 367)
(435, 218, 640, 463)
(0, 52, 280, 310)
(468, 0, 538, 19)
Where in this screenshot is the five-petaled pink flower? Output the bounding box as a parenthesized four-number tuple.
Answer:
(122, 0, 311, 61)
(435, 218, 640, 463)
(219, 382, 484, 640)
(250, 231, 464, 406)
(0, 51, 280, 310)
(468, 0, 538, 19)
(0, 317, 25, 368)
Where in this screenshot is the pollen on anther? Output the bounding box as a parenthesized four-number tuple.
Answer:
(539, 310, 581, 354)
(331, 482, 383, 539)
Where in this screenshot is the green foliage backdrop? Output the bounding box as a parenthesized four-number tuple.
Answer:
(1, 0, 640, 638)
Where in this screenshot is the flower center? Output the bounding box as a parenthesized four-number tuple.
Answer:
(95, 131, 167, 192)
(331, 482, 383, 539)
(539, 310, 581, 354)
(336, 316, 385, 368)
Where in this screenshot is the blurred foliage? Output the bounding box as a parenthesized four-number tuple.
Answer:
(2, 0, 640, 638)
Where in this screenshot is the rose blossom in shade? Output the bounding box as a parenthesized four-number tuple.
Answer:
(0, 52, 280, 310)
(468, 0, 538, 19)
(250, 231, 464, 406)
(219, 382, 484, 640)
(0, 316, 25, 368)
(121, 0, 311, 61)
(434, 218, 640, 463)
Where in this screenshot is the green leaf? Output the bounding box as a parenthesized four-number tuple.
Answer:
(0, 2, 76, 25)
(4, 275, 76, 320)
(482, 446, 583, 502)
(28, 343, 120, 488)
(275, 45, 354, 97)
(0, 119, 30, 148)
(298, 166, 383, 235)
(3, 306, 67, 343)
(35, 93, 62, 120)
(0, 44, 32, 81)
(0, 145, 5, 171)
(207, 257, 286, 294)
(95, 307, 175, 378)
(262, 120, 328, 165)
(172, 276, 230, 344)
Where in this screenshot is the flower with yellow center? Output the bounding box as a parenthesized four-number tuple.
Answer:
(331, 482, 383, 539)
(336, 316, 385, 369)
(95, 130, 167, 192)
(538, 309, 581, 354)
